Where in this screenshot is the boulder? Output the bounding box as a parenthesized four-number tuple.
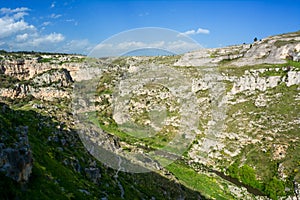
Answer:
(85, 167, 101, 184)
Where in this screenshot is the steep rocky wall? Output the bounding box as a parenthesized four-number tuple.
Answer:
(0, 59, 80, 80)
(0, 107, 33, 183)
(0, 68, 74, 100)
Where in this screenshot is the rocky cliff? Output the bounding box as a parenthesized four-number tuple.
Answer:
(0, 31, 300, 199)
(0, 112, 33, 183)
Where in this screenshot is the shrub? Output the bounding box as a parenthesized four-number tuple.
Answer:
(264, 177, 285, 200)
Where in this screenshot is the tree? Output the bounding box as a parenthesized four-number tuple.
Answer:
(254, 37, 258, 42)
(227, 162, 239, 178)
(239, 165, 258, 187)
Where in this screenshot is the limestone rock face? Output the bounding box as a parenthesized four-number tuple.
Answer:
(175, 31, 300, 67)
(230, 69, 300, 94)
(32, 68, 73, 87)
(0, 68, 74, 100)
(0, 56, 82, 80)
(0, 54, 82, 101)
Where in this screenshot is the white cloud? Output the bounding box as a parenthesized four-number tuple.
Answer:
(0, 7, 66, 52)
(51, 2, 56, 8)
(178, 28, 210, 36)
(108, 41, 166, 50)
(197, 28, 210, 34)
(42, 21, 51, 26)
(90, 40, 201, 57)
(61, 39, 93, 54)
(21, 33, 65, 48)
(166, 40, 201, 52)
(0, 7, 34, 39)
(50, 13, 62, 19)
(16, 33, 29, 42)
(0, 17, 35, 38)
(30, 33, 65, 46)
(13, 33, 65, 52)
(118, 41, 145, 49)
(13, 12, 28, 20)
(0, 7, 30, 14)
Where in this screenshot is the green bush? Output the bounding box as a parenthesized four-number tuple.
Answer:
(227, 163, 286, 199)
(264, 177, 285, 200)
(239, 165, 262, 189)
(227, 162, 239, 179)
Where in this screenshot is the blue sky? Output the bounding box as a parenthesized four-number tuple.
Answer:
(0, 0, 299, 54)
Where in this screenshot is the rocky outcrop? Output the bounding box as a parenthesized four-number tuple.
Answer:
(0, 126, 33, 183)
(175, 44, 250, 67)
(175, 31, 300, 67)
(0, 68, 73, 100)
(0, 56, 82, 80)
(32, 68, 73, 87)
(286, 181, 300, 200)
(228, 67, 300, 95)
(85, 167, 101, 184)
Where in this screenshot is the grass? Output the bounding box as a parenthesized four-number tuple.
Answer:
(166, 161, 235, 199)
(38, 58, 54, 63)
(258, 69, 286, 77)
(0, 74, 20, 88)
(227, 158, 286, 200)
(264, 84, 299, 127)
(218, 60, 300, 78)
(154, 55, 181, 65)
(215, 54, 300, 198)
(97, 119, 178, 150)
(285, 60, 300, 69)
(223, 79, 300, 199)
(283, 144, 300, 182)
(223, 80, 234, 93)
(218, 63, 280, 77)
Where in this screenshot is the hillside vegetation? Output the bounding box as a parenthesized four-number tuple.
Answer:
(1, 31, 300, 199)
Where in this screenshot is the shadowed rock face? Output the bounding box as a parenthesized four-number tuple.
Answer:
(85, 167, 101, 183)
(0, 124, 33, 183)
